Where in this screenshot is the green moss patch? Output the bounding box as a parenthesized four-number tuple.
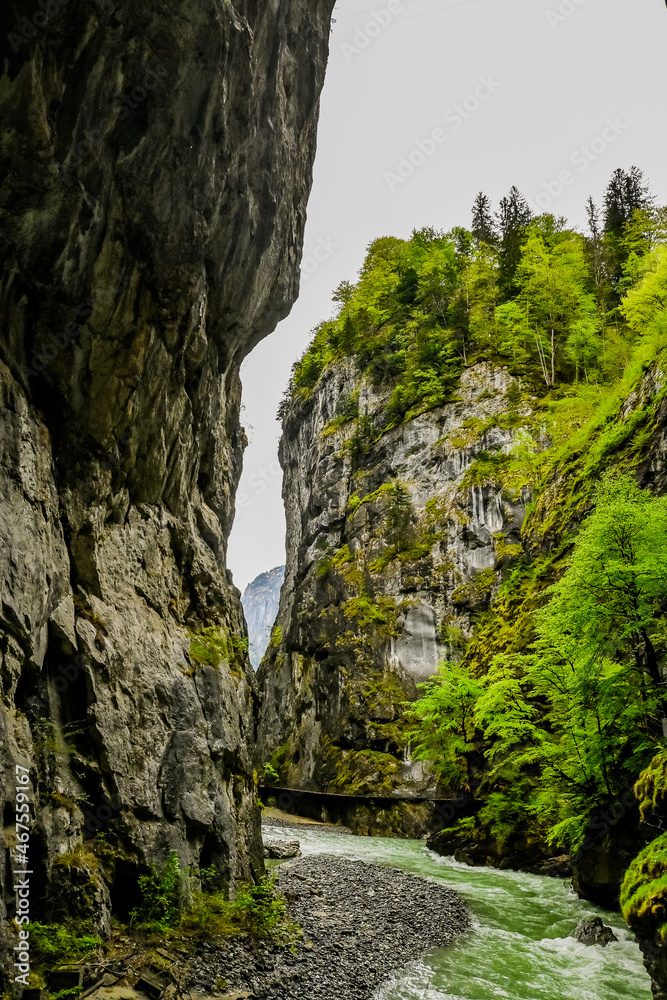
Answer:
(621, 834, 667, 941)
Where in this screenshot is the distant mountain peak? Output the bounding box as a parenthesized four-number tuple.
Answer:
(242, 565, 285, 669)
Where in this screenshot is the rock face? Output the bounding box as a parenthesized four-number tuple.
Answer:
(573, 917, 618, 946)
(242, 566, 285, 670)
(257, 359, 533, 795)
(426, 826, 572, 877)
(572, 803, 646, 910)
(0, 0, 334, 945)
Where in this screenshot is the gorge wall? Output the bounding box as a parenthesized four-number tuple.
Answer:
(257, 338, 667, 989)
(242, 566, 285, 670)
(257, 359, 536, 803)
(258, 349, 667, 806)
(0, 0, 335, 945)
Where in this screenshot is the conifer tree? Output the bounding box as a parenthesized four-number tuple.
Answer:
(603, 168, 654, 288)
(604, 166, 652, 236)
(496, 186, 532, 298)
(471, 192, 497, 245)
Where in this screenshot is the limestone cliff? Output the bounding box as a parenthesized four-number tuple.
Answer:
(242, 566, 285, 670)
(0, 0, 334, 943)
(257, 347, 667, 844)
(257, 359, 535, 797)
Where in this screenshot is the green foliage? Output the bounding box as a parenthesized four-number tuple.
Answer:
(474, 784, 538, 849)
(538, 471, 667, 684)
(360, 670, 413, 748)
(451, 567, 496, 608)
(408, 662, 484, 787)
(270, 624, 283, 648)
(412, 473, 667, 853)
(342, 594, 398, 631)
(497, 185, 533, 297)
(284, 174, 665, 456)
(287, 173, 667, 869)
(323, 391, 361, 436)
(28, 923, 101, 968)
(497, 220, 599, 387)
(262, 761, 280, 783)
(182, 871, 297, 944)
(131, 851, 182, 929)
(621, 833, 667, 941)
(479, 473, 667, 848)
(263, 743, 289, 785)
(634, 751, 667, 823)
(621, 244, 667, 336)
(384, 480, 414, 548)
(285, 228, 465, 423)
(234, 872, 293, 939)
(189, 626, 249, 670)
(321, 737, 401, 795)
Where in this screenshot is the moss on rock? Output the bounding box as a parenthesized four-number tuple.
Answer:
(621, 834, 667, 941)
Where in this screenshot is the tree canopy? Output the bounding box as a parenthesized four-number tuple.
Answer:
(283, 168, 665, 427)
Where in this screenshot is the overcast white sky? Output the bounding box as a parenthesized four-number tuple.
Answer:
(228, 0, 667, 594)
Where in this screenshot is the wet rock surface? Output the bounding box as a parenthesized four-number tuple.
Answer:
(426, 827, 572, 879)
(573, 917, 619, 946)
(189, 855, 469, 1000)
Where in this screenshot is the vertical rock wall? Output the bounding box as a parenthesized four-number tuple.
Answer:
(258, 360, 533, 797)
(0, 0, 334, 941)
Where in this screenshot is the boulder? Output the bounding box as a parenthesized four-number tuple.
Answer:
(573, 917, 618, 946)
(264, 840, 302, 859)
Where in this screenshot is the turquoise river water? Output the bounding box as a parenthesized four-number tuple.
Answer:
(263, 821, 652, 1000)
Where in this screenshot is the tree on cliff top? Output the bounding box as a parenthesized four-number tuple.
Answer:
(496, 185, 533, 297)
(471, 192, 498, 246)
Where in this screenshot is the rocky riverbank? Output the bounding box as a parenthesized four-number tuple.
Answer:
(426, 827, 573, 879)
(189, 855, 469, 1000)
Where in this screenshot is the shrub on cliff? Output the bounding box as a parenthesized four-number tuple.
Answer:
(412, 472, 667, 851)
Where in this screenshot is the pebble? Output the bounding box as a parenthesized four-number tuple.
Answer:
(188, 854, 469, 1000)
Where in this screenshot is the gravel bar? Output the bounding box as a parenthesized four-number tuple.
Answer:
(188, 854, 470, 1000)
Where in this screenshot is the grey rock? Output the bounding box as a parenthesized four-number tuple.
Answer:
(258, 360, 532, 798)
(188, 855, 470, 1000)
(242, 566, 285, 670)
(263, 839, 302, 859)
(0, 0, 335, 957)
(573, 917, 618, 946)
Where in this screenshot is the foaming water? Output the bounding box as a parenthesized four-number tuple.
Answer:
(263, 822, 652, 1000)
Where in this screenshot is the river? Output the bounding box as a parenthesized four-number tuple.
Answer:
(263, 821, 652, 1000)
